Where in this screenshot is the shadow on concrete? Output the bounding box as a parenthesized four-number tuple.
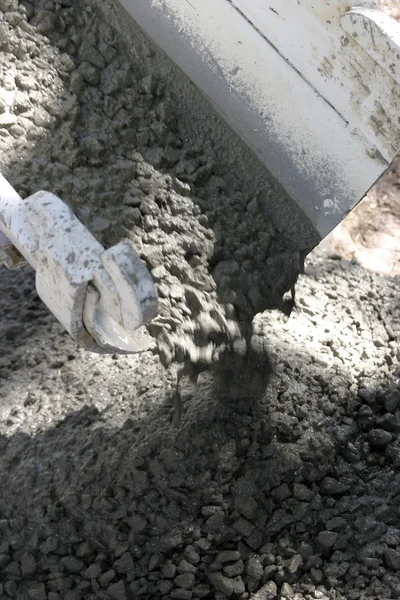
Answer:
(1, 258, 400, 598)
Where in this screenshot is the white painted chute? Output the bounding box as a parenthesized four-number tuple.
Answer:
(117, 0, 400, 237)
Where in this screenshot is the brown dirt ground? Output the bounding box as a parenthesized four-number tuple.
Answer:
(319, 0, 400, 276)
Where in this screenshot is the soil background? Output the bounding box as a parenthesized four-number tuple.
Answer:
(320, 0, 400, 277)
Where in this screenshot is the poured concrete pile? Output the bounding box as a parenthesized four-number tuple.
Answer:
(0, 0, 317, 396)
(1, 251, 400, 600)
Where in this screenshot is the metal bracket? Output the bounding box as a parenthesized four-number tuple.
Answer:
(341, 8, 400, 86)
(0, 174, 158, 354)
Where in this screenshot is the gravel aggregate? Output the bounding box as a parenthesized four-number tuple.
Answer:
(2, 249, 400, 600)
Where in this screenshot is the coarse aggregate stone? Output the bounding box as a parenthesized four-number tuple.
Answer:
(2, 248, 400, 600)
